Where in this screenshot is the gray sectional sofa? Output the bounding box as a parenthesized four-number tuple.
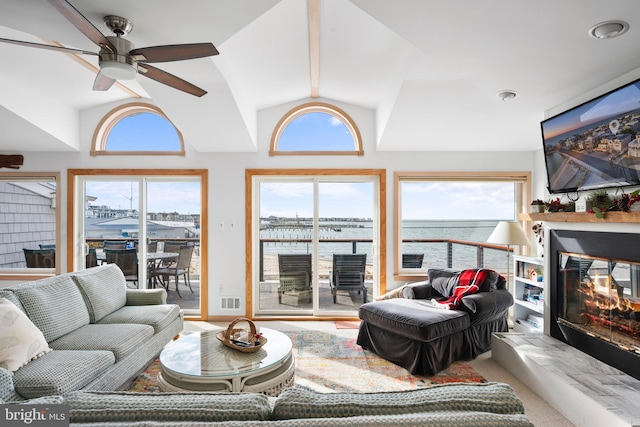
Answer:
(0, 264, 183, 401)
(0, 380, 534, 426)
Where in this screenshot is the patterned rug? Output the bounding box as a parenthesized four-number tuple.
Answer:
(128, 329, 485, 393)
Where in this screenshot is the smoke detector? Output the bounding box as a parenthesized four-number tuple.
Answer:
(497, 90, 518, 101)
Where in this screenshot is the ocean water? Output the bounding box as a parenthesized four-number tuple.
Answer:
(260, 219, 509, 271)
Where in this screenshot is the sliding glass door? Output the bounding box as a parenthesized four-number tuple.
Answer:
(252, 172, 381, 318)
(69, 170, 206, 319)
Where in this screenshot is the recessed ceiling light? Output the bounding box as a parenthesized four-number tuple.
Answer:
(589, 20, 629, 39)
(497, 90, 518, 101)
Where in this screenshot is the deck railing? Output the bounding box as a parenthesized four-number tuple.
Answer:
(259, 238, 511, 281)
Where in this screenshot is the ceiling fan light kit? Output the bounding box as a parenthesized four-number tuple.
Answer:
(100, 34, 137, 80)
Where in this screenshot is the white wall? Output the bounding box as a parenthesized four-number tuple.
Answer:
(12, 96, 539, 317)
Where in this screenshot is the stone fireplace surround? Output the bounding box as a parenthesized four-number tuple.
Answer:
(493, 222, 640, 427)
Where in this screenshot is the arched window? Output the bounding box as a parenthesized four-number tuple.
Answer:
(270, 102, 363, 156)
(91, 103, 185, 156)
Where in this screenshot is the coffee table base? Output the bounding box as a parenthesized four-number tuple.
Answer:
(158, 353, 295, 396)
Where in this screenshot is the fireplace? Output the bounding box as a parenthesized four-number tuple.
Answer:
(549, 229, 640, 381)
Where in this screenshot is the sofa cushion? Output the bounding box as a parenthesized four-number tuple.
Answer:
(97, 305, 181, 334)
(273, 382, 526, 420)
(12, 275, 90, 343)
(12, 350, 114, 399)
(358, 299, 469, 342)
(65, 390, 272, 423)
(0, 298, 51, 372)
(61, 412, 535, 427)
(427, 268, 460, 297)
(0, 290, 24, 313)
(49, 324, 154, 361)
(71, 264, 127, 323)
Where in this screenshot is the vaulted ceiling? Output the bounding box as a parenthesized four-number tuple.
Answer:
(1, 0, 640, 153)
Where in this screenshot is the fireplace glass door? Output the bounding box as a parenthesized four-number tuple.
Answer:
(559, 253, 640, 353)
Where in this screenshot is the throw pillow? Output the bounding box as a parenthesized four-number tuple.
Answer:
(427, 268, 460, 297)
(0, 298, 51, 372)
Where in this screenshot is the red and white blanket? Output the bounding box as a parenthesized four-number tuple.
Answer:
(429, 268, 490, 310)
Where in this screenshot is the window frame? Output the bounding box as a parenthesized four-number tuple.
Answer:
(269, 102, 364, 156)
(393, 171, 532, 281)
(0, 172, 60, 280)
(67, 168, 208, 321)
(91, 102, 185, 156)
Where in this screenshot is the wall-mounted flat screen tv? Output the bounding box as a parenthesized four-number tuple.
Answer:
(541, 78, 640, 194)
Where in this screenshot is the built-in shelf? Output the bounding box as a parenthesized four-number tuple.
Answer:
(520, 211, 640, 223)
(512, 256, 544, 334)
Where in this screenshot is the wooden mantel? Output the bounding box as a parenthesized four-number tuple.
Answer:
(519, 211, 640, 223)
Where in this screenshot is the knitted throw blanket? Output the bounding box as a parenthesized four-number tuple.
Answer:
(429, 268, 490, 310)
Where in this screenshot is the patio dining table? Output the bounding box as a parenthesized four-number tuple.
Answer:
(96, 251, 179, 288)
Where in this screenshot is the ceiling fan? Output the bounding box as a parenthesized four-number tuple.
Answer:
(0, 0, 218, 97)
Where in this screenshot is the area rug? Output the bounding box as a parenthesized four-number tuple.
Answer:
(128, 329, 485, 393)
(334, 320, 360, 329)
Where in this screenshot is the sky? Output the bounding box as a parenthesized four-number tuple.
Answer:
(98, 109, 516, 220)
(401, 181, 516, 220)
(278, 112, 354, 151)
(106, 112, 181, 151)
(86, 181, 201, 215)
(260, 181, 516, 220)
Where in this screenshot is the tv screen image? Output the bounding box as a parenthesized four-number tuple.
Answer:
(541, 78, 640, 194)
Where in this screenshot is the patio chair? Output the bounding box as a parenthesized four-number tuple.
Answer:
(147, 241, 158, 252)
(330, 253, 367, 303)
(39, 243, 56, 250)
(153, 245, 195, 298)
(85, 248, 98, 268)
(23, 248, 55, 268)
(105, 248, 139, 288)
(104, 241, 127, 250)
(277, 254, 312, 304)
(158, 241, 185, 267)
(402, 253, 424, 268)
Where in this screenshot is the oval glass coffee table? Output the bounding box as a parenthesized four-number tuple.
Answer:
(157, 327, 295, 396)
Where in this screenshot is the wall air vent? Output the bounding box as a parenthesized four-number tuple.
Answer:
(221, 297, 241, 310)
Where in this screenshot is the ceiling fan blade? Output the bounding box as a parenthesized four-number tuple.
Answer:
(138, 64, 207, 97)
(0, 37, 97, 56)
(47, 0, 115, 52)
(130, 43, 219, 63)
(93, 71, 116, 91)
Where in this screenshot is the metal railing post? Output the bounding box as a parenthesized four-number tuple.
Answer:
(259, 240, 264, 282)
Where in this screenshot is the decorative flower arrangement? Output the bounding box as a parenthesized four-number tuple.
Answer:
(588, 189, 640, 218)
(532, 222, 544, 257)
(544, 198, 575, 213)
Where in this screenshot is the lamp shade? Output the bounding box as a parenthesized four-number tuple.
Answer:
(486, 221, 530, 246)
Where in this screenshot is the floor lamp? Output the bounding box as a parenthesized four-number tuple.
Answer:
(486, 221, 531, 282)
